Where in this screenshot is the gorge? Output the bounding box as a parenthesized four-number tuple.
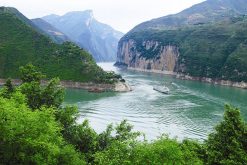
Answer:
(1, 0, 247, 164)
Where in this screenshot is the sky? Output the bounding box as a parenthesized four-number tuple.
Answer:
(0, 0, 205, 33)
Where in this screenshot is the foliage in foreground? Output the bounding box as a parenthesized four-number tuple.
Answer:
(206, 105, 247, 165)
(0, 66, 247, 164)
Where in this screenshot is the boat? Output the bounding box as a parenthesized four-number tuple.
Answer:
(153, 85, 170, 94)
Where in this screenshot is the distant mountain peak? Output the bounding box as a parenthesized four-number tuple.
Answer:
(63, 10, 94, 20)
(43, 14, 59, 19)
(42, 10, 123, 62)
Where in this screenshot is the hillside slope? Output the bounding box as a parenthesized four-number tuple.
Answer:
(42, 11, 123, 62)
(0, 7, 114, 83)
(32, 18, 70, 44)
(131, 0, 247, 32)
(116, 0, 247, 83)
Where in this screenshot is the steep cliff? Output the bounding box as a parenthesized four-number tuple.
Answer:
(116, 0, 247, 83)
(116, 40, 179, 73)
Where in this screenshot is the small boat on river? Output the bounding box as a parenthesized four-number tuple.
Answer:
(153, 85, 170, 94)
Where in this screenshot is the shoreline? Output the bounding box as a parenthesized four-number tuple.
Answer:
(126, 67, 247, 89)
(0, 79, 132, 92)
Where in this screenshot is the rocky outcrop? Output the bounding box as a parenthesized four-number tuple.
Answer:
(0, 79, 132, 92)
(60, 80, 132, 92)
(116, 39, 179, 72)
(114, 82, 132, 92)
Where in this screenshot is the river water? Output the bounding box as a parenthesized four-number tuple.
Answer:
(64, 63, 247, 141)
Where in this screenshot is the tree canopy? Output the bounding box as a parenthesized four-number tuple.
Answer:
(0, 65, 246, 165)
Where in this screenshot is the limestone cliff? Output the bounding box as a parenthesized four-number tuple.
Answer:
(116, 39, 179, 73)
(115, 38, 247, 89)
(115, 0, 247, 88)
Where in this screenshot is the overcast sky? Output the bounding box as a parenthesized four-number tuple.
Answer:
(0, 0, 205, 33)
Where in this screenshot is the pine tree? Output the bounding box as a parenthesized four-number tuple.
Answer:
(206, 105, 247, 165)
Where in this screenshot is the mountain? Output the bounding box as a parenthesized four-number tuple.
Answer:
(0, 7, 116, 83)
(0, 7, 36, 28)
(42, 10, 124, 62)
(32, 18, 70, 44)
(131, 0, 247, 32)
(116, 0, 247, 83)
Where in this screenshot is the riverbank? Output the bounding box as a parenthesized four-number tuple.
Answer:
(176, 74, 247, 89)
(0, 79, 132, 92)
(126, 67, 247, 89)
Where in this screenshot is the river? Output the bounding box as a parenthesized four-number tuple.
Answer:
(64, 63, 247, 141)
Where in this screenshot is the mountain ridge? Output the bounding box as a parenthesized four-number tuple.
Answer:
(32, 18, 70, 44)
(129, 0, 247, 32)
(42, 10, 124, 62)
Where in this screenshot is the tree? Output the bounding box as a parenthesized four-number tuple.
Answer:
(20, 64, 45, 83)
(40, 78, 64, 108)
(19, 64, 64, 110)
(4, 79, 14, 94)
(0, 79, 15, 99)
(206, 105, 247, 165)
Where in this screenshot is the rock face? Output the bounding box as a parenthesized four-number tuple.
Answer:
(114, 82, 132, 92)
(116, 40, 179, 73)
(42, 10, 123, 62)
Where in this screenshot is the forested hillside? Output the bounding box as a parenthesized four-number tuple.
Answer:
(0, 7, 116, 83)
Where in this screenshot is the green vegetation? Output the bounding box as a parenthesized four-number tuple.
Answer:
(206, 105, 247, 164)
(1, 65, 247, 164)
(0, 7, 120, 84)
(121, 16, 247, 82)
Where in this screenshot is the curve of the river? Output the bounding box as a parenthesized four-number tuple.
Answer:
(64, 63, 247, 140)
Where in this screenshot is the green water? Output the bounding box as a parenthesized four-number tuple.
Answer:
(64, 63, 247, 140)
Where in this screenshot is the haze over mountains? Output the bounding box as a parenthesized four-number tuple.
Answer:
(32, 18, 70, 44)
(130, 0, 247, 32)
(0, 7, 123, 62)
(39, 10, 123, 62)
(116, 0, 247, 83)
(0, 6, 116, 83)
